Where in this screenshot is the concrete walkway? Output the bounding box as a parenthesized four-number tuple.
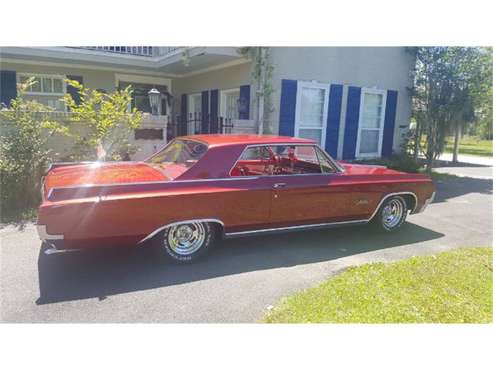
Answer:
(437, 153, 493, 166)
(433, 153, 493, 180)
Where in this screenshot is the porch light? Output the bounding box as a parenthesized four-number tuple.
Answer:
(148, 88, 161, 115)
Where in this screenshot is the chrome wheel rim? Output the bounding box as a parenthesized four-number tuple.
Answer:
(382, 199, 404, 229)
(167, 222, 206, 256)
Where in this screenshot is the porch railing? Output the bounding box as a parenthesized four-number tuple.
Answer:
(168, 113, 234, 141)
(72, 46, 182, 57)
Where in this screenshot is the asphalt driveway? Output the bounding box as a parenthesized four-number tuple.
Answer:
(1, 172, 492, 322)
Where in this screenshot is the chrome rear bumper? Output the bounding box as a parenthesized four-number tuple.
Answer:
(36, 225, 79, 255)
(36, 225, 64, 241)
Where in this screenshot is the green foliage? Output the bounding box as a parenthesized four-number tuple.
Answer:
(475, 86, 493, 140)
(410, 47, 493, 170)
(264, 247, 493, 323)
(444, 136, 493, 157)
(0, 78, 70, 220)
(238, 47, 275, 133)
(62, 80, 142, 160)
(354, 154, 422, 173)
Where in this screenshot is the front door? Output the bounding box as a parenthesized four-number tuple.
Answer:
(266, 145, 341, 226)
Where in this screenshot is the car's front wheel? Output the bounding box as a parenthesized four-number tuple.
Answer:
(372, 195, 408, 232)
(159, 221, 217, 263)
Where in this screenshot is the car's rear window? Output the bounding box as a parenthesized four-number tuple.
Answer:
(146, 139, 208, 179)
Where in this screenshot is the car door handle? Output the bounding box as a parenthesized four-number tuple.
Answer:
(273, 182, 287, 189)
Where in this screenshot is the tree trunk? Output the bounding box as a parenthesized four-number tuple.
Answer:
(413, 120, 420, 160)
(256, 48, 266, 135)
(452, 123, 461, 163)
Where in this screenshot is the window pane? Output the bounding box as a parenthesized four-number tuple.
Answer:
(294, 146, 318, 163)
(231, 146, 273, 176)
(42, 78, 53, 93)
(316, 148, 336, 173)
(361, 92, 384, 128)
(363, 93, 382, 110)
(31, 77, 42, 92)
(53, 78, 63, 93)
(240, 146, 271, 160)
(271, 145, 322, 175)
(300, 87, 324, 127)
(362, 114, 381, 128)
(225, 91, 240, 119)
(298, 128, 322, 145)
(359, 130, 379, 154)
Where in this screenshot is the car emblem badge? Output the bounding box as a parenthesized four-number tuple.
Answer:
(356, 199, 369, 205)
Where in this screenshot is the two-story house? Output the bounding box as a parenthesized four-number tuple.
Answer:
(0, 46, 414, 160)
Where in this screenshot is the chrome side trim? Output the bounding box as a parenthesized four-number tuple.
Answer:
(225, 191, 418, 238)
(224, 219, 367, 238)
(36, 225, 64, 241)
(137, 218, 225, 244)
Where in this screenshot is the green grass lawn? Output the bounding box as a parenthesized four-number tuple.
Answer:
(444, 136, 493, 157)
(264, 247, 493, 323)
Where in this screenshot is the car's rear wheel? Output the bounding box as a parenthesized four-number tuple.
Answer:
(159, 221, 217, 263)
(372, 196, 408, 232)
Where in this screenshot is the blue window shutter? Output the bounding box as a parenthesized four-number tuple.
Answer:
(279, 79, 297, 136)
(239, 85, 250, 119)
(66, 75, 83, 105)
(382, 90, 398, 157)
(201, 91, 209, 133)
(210, 89, 219, 133)
(0, 70, 17, 107)
(342, 86, 362, 160)
(325, 84, 343, 157)
(180, 94, 188, 136)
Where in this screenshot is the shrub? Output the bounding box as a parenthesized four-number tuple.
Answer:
(0, 79, 69, 221)
(62, 80, 142, 161)
(353, 154, 423, 173)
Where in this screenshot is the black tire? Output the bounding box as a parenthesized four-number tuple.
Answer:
(371, 195, 408, 233)
(158, 221, 217, 263)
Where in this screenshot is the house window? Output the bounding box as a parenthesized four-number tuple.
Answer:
(220, 88, 240, 120)
(18, 74, 66, 111)
(118, 81, 169, 115)
(356, 88, 387, 158)
(295, 81, 329, 147)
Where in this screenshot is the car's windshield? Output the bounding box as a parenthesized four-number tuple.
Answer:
(146, 139, 208, 178)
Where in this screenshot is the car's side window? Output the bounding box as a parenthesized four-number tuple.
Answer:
(315, 147, 337, 173)
(269, 145, 323, 175)
(230, 144, 338, 177)
(230, 146, 274, 176)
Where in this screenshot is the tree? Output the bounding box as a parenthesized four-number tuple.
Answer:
(0, 78, 69, 218)
(410, 47, 493, 169)
(62, 80, 143, 160)
(238, 47, 274, 134)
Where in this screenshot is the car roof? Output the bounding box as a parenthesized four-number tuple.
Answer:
(181, 134, 315, 147)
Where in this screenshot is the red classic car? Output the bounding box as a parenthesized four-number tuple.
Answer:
(37, 135, 436, 263)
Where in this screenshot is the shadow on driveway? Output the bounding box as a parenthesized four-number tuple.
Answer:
(432, 172, 492, 203)
(36, 222, 444, 305)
